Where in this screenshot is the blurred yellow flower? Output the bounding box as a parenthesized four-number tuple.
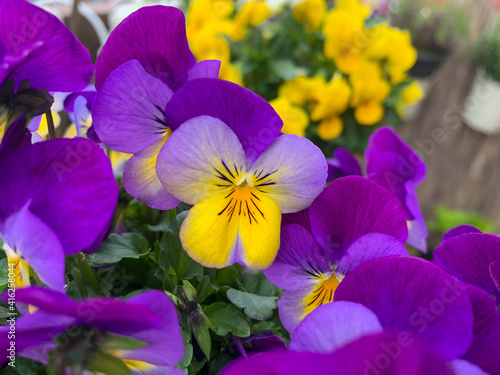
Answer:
(310, 75, 351, 121)
(187, 0, 234, 37)
(189, 21, 232, 62)
(396, 81, 424, 116)
(318, 116, 344, 140)
(231, 1, 271, 41)
(278, 76, 326, 106)
(335, 0, 371, 17)
(219, 61, 244, 85)
(349, 62, 390, 125)
(293, 0, 327, 33)
(269, 97, 309, 136)
(36, 112, 61, 139)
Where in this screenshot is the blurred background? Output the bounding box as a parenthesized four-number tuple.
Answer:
(29, 0, 500, 247)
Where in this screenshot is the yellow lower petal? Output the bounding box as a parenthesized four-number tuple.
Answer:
(302, 273, 342, 317)
(318, 117, 344, 140)
(7, 255, 31, 289)
(123, 359, 156, 371)
(180, 183, 281, 269)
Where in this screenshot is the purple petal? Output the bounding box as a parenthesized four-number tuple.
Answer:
(277, 287, 317, 334)
(451, 360, 490, 375)
(220, 351, 335, 375)
(290, 301, 383, 353)
(64, 87, 96, 113)
(335, 256, 474, 360)
(326, 148, 362, 181)
(0, 310, 74, 366)
(310, 176, 408, 263)
(92, 60, 174, 154)
(405, 185, 428, 252)
(163, 78, 283, 162)
(434, 233, 500, 299)
(188, 60, 221, 80)
(461, 285, 500, 375)
(282, 208, 311, 232)
(156, 115, 247, 204)
(123, 137, 180, 210)
(2, 202, 65, 291)
(12, 286, 75, 315)
(95, 6, 195, 91)
(72, 299, 163, 334)
(118, 291, 185, 366)
(263, 224, 331, 290)
(248, 134, 327, 213)
(0, 138, 118, 255)
(0, 116, 31, 160)
(336, 233, 408, 275)
(490, 259, 500, 292)
(442, 225, 482, 243)
(0, 0, 93, 92)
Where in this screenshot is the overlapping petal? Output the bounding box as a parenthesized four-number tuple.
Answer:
(335, 256, 474, 360)
(327, 147, 362, 181)
(310, 176, 408, 262)
(289, 301, 383, 353)
(434, 233, 500, 299)
(95, 6, 195, 91)
(163, 78, 283, 161)
(93, 60, 174, 154)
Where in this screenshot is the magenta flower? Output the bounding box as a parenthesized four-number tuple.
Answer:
(0, 138, 118, 291)
(0, 287, 185, 374)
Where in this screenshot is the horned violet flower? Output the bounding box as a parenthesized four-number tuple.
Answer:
(0, 138, 118, 291)
(264, 176, 408, 332)
(0, 287, 184, 374)
(156, 80, 327, 269)
(92, 6, 221, 210)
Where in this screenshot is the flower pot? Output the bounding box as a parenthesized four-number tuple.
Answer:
(462, 71, 500, 135)
(409, 50, 449, 78)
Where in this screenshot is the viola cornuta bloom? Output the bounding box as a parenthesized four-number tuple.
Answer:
(0, 287, 185, 374)
(0, 0, 93, 93)
(264, 176, 408, 333)
(326, 147, 362, 181)
(0, 138, 118, 291)
(156, 105, 327, 269)
(365, 126, 428, 252)
(92, 5, 221, 210)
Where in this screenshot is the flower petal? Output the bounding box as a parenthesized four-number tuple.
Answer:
(263, 224, 331, 290)
(119, 291, 184, 366)
(335, 256, 474, 360)
(461, 285, 500, 375)
(451, 360, 490, 375)
(326, 147, 362, 181)
(93, 60, 174, 154)
(336, 233, 408, 275)
(0, 138, 118, 255)
(163, 78, 283, 161)
(290, 301, 382, 354)
(2, 202, 65, 291)
(0, 116, 31, 161)
(123, 136, 180, 210)
(157, 116, 247, 205)
(187, 60, 221, 80)
(95, 6, 195, 91)
(180, 187, 281, 269)
(310, 176, 408, 263)
(434, 233, 500, 299)
(490, 259, 500, 292)
(0, 0, 93, 92)
(248, 134, 327, 213)
(441, 225, 482, 243)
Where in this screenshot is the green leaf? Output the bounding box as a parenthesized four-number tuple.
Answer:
(196, 275, 213, 304)
(182, 280, 197, 302)
(203, 302, 250, 337)
(177, 343, 193, 369)
(252, 320, 277, 332)
(91, 233, 149, 266)
(85, 350, 132, 375)
(226, 288, 277, 321)
(159, 214, 202, 280)
(96, 332, 148, 351)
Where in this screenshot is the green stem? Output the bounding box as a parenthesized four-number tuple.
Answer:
(71, 265, 88, 298)
(45, 110, 56, 140)
(76, 253, 102, 295)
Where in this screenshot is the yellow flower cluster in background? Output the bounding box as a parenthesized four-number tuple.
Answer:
(186, 0, 272, 85)
(271, 0, 422, 140)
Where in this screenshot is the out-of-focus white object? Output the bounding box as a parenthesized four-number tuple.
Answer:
(462, 71, 500, 135)
(108, 0, 182, 30)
